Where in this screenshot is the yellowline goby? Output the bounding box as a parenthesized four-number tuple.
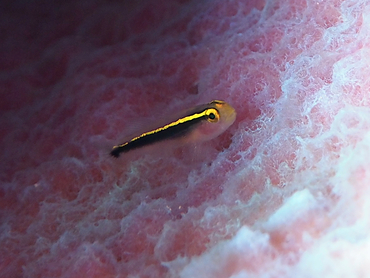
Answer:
(110, 100, 236, 157)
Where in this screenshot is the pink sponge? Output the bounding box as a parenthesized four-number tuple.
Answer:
(1, 0, 370, 277)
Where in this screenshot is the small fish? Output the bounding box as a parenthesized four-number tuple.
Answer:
(110, 100, 236, 157)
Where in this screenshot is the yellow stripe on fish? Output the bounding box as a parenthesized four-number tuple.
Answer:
(110, 100, 236, 157)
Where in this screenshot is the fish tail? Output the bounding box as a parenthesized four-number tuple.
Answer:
(110, 147, 121, 158)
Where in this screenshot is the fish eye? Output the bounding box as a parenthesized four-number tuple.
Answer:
(206, 108, 220, 123)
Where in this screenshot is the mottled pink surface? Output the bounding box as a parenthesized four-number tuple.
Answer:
(1, 0, 370, 277)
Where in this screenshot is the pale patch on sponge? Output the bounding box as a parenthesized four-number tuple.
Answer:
(164, 226, 271, 278)
(264, 189, 318, 230)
